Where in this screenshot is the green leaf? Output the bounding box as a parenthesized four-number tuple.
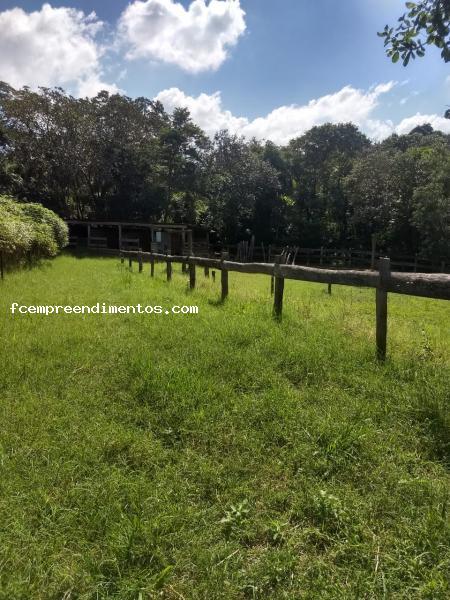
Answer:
(392, 51, 400, 63)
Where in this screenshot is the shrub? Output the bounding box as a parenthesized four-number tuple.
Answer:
(0, 196, 68, 265)
(19, 202, 69, 251)
(0, 213, 34, 256)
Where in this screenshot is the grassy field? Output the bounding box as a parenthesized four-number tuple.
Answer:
(0, 254, 449, 599)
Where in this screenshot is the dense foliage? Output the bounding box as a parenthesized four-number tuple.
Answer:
(1, 82, 449, 259)
(0, 195, 68, 263)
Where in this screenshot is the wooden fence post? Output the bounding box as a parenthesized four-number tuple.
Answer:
(138, 251, 143, 273)
(221, 252, 229, 301)
(189, 259, 196, 290)
(376, 257, 391, 361)
(204, 266, 210, 278)
(166, 257, 172, 281)
(150, 254, 155, 278)
(212, 270, 216, 282)
(120, 252, 124, 265)
(328, 283, 332, 295)
(273, 255, 284, 320)
(270, 275, 274, 295)
(128, 256, 132, 269)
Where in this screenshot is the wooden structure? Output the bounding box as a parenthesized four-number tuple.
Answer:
(67, 220, 209, 255)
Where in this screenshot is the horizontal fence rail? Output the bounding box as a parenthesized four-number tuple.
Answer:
(117, 250, 450, 302)
(220, 243, 448, 273)
(111, 248, 450, 361)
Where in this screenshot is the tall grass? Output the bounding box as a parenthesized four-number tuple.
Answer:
(0, 254, 449, 599)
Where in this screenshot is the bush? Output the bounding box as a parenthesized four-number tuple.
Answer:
(19, 202, 69, 250)
(0, 196, 68, 265)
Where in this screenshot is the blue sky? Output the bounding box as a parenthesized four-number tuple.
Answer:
(0, 0, 449, 142)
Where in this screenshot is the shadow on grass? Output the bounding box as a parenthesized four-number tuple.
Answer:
(417, 400, 450, 469)
(208, 297, 226, 307)
(66, 249, 115, 260)
(1, 256, 53, 279)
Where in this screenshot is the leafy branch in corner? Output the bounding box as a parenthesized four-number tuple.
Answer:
(379, 0, 450, 65)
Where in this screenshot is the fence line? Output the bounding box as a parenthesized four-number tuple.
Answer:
(225, 242, 448, 273)
(121, 250, 449, 301)
(116, 249, 449, 361)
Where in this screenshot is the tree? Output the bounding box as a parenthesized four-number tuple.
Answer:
(380, 126, 449, 152)
(158, 107, 207, 222)
(409, 123, 434, 135)
(411, 145, 450, 258)
(344, 138, 450, 257)
(379, 0, 450, 65)
(0, 81, 448, 259)
(0, 84, 175, 220)
(286, 123, 371, 246)
(204, 131, 281, 243)
(344, 147, 421, 253)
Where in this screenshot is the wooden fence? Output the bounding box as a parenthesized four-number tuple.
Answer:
(226, 244, 448, 273)
(118, 249, 450, 361)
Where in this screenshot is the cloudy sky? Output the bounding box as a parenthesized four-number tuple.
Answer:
(1, 0, 449, 143)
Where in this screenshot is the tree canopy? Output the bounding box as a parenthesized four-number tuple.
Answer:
(0, 83, 449, 260)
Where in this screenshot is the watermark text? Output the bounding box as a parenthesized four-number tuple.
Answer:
(10, 302, 199, 316)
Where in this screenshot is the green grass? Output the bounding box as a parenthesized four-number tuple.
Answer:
(0, 254, 449, 599)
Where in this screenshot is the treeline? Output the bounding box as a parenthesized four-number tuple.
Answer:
(0, 82, 449, 259)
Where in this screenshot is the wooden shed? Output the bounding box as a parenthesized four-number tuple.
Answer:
(66, 221, 209, 255)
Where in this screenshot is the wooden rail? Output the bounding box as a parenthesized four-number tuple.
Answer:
(226, 242, 448, 273)
(115, 249, 449, 361)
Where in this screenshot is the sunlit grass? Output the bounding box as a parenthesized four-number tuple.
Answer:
(0, 254, 449, 599)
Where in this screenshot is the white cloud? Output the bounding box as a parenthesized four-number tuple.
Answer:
(364, 119, 395, 141)
(155, 87, 248, 135)
(119, 0, 246, 73)
(155, 83, 400, 144)
(77, 75, 119, 98)
(155, 83, 450, 143)
(0, 3, 118, 96)
(241, 83, 396, 143)
(394, 113, 450, 135)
